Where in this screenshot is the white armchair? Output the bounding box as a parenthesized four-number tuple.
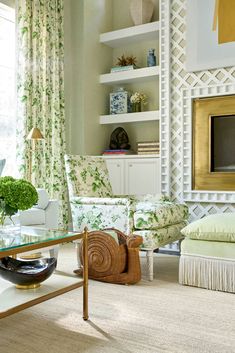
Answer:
(13, 188, 59, 229)
(13, 188, 59, 259)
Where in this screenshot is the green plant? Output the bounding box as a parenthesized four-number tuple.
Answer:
(0, 176, 38, 226)
(116, 54, 137, 66)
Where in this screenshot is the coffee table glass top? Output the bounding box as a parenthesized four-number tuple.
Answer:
(0, 226, 80, 252)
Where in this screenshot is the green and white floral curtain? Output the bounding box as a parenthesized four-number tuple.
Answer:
(16, 0, 68, 226)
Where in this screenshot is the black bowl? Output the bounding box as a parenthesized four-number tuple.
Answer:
(0, 257, 57, 288)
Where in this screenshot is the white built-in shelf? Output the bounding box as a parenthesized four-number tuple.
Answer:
(100, 66, 159, 85)
(103, 154, 160, 159)
(100, 110, 159, 124)
(100, 21, 159, 48)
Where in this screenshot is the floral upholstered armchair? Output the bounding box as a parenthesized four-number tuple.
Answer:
(65, 155, 188, 281)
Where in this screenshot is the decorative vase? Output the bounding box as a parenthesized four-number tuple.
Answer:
(132, 102, 141, 113)
(147, 48, 156, 67)
(130, 0, 154, 26)
(110, 87, 131, 114)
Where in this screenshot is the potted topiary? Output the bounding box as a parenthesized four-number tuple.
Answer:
(0, 176, 38, 226)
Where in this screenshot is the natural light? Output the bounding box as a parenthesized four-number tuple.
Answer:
(0, 3, 16, 176)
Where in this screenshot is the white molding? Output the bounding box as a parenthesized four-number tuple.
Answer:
(160, 0, 171, 196)
(100, 66, 159, 85)
(100, 110, 159, 124)
(182, 83, 235, 204)
(103, 154, 160, 159)
(0, 3, 14, 22)
(100, 21, 159, 48)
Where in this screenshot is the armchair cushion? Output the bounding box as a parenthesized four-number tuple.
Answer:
(134, 201, 189, 230)
(134, 221, 186, 249)
(18, 208, 45, 226)
(65, 155, 113, 198)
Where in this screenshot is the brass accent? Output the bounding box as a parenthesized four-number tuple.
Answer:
(83, 227, 89, 321)
(193, 95, 235, 191)
(16, 283, 41, 290)
(19, 252, 42, 260)
(26, 127, 44, 140)
(26, 127, 44, 183)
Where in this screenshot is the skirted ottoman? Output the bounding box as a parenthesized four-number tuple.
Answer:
(179, 213, 235, 293)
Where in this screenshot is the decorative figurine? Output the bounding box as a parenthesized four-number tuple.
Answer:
(147, 48, 156, 67)
(109, 127, 131, 150)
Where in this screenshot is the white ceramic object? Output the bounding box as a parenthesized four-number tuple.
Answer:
(130, 0, 154, 26)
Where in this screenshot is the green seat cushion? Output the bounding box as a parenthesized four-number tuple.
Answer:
(181, 213, 235, 242)
(181, 238, 235, 260)
(134, 201, 188, 230)
(134, 221, 186, 249)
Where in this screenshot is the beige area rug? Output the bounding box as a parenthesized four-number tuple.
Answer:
(0, 244, 234, 353)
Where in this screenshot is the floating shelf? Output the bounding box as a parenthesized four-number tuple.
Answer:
(100, 66, 159, 85)
(100, 110, 159, 124)
(100, 21, 159, 48)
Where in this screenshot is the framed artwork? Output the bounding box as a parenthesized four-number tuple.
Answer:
(186, 0, 235, 72)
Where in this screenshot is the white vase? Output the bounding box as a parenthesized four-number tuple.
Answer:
(130, 0, 154, 26)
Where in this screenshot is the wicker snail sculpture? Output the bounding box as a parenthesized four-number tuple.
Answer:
(75, 229, 143, 285)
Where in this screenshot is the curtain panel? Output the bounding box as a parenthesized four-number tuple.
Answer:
(16, 0, 68, 226)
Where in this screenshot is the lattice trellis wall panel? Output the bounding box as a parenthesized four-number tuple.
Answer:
(170, 0, 235, 220)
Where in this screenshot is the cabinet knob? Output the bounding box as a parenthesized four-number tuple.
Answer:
(117, 164, 120, 167)
(129, 164, 133, 167)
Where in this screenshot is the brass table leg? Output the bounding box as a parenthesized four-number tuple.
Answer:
(83, 227, 89, 320)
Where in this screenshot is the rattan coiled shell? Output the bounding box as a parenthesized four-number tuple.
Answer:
(78, 228, 143, 284)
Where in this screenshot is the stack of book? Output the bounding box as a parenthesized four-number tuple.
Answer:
(102, 149, 132, 155)
(137, 141, 160, 155)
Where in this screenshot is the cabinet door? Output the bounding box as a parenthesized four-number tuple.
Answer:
(105, 159, 125, 195)
(125, 158, 160, 195)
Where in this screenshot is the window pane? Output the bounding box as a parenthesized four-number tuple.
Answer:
(0, 5, 16, 177)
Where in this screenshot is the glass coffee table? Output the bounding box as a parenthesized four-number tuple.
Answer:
(0, 227, 88, 320)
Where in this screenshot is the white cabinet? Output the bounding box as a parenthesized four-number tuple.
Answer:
(105, 158, 125, 194)
(104, 156, 160, 195)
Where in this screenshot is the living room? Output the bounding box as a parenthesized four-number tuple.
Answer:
(0, 1, 234, 353)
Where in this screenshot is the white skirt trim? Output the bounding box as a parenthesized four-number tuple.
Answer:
(179, 255, 235, 293)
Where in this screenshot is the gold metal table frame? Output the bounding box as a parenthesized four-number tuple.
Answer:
(0, 228, 88, 321)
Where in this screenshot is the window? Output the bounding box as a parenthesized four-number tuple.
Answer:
(0, 3, 16, 176)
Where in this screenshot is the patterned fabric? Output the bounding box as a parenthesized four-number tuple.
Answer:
(134, 201, 189, 230)
(65, 154, 189, 249)
(134, 222, 187, 250)
(16, 0, 67, 226)
(64, 155, 113, 198)
(70, 196, 133, 234)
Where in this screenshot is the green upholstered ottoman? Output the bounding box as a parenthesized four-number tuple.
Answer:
(179, 213, 235, 293)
